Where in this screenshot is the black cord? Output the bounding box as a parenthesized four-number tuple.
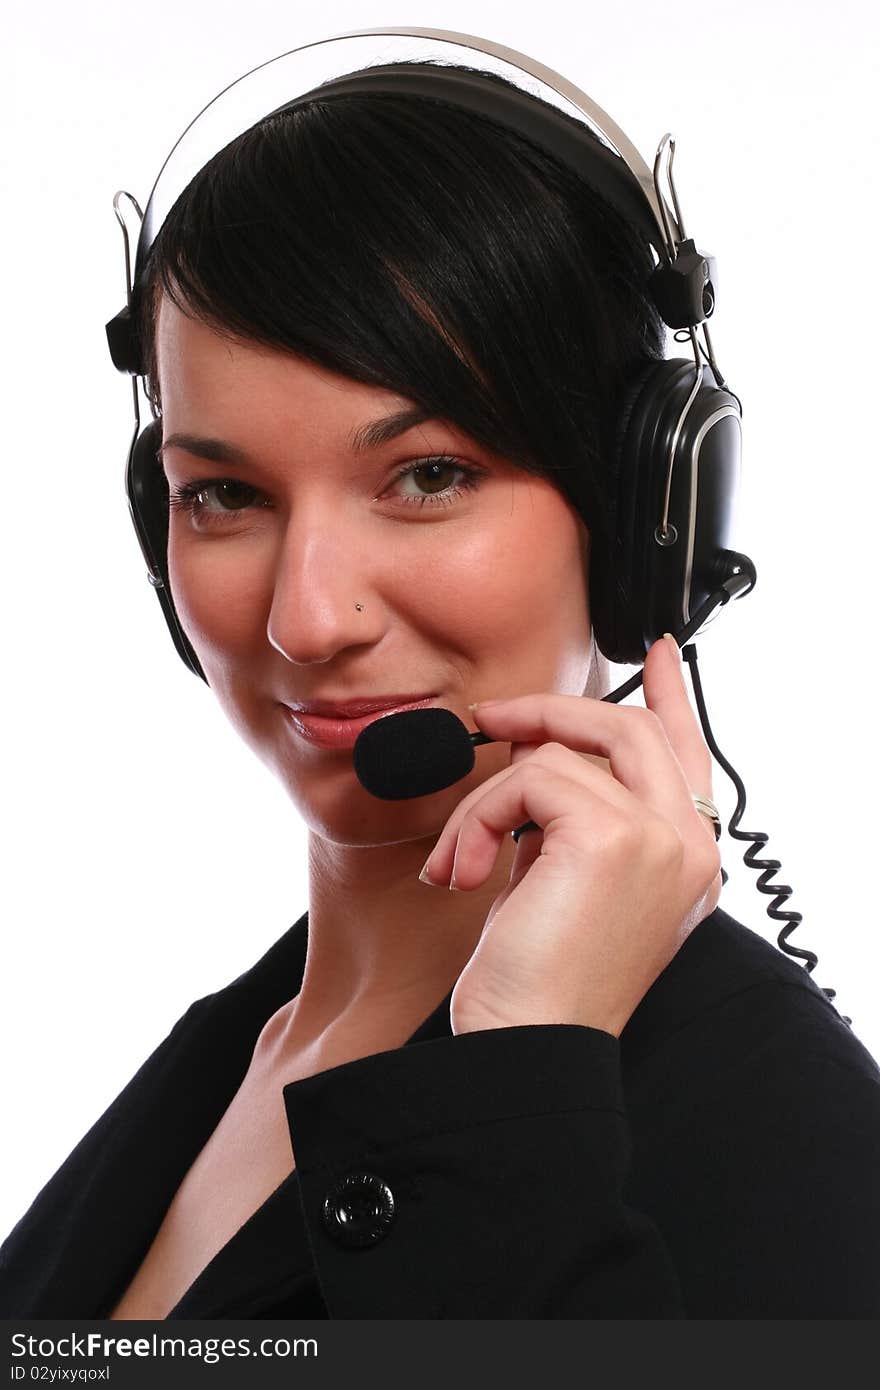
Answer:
(681, 642, 852, 1028)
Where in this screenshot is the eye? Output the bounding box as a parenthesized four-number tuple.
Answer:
(167, 478, 266, 525)
(195, 480, 255, 512)
(384, 455, 485, 508)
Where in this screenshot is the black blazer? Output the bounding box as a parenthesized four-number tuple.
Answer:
(2, 904, 879, 1318)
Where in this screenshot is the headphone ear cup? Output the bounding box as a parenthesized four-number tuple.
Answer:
(590, 358, 666, 665)
(126, 421, 207, 682)
(591, 357, 743, 667)
(127, 421, 169, 587)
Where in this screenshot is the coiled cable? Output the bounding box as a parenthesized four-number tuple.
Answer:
(681, 642, 852, 1027)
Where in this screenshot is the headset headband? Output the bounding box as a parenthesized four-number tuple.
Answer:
(132, 27, 681, 277)
(267, 62, 666, 265)
(109, 25, 716, 380)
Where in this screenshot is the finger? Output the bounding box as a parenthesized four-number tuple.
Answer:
(481, 827, 546, 928)
(642, 634, 713, 797)
(446, 740, 638, 847)
(469, 689, 698, 833)
(445, 763, 681, 894)
(423, 742, 664, 887)
(509, 738, 612, 781)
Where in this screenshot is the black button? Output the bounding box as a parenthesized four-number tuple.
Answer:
(322, 1171, 396, 1248)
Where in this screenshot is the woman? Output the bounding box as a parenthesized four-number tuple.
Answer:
(1, 56, 878, 1320)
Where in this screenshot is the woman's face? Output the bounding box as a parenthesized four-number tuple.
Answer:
(156, 295, 596, 846)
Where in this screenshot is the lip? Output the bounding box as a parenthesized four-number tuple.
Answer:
(287, 694, 437, 718)
(283, 696, 437, 750)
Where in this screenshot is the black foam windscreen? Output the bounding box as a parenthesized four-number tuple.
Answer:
(353, 707, 477, 799)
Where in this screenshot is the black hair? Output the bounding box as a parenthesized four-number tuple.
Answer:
(133, 65, 666, 669)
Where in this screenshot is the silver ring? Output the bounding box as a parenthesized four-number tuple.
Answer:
(692, 793, 721, 841)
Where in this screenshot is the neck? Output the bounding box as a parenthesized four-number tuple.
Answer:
(276, 825, 518, 1063)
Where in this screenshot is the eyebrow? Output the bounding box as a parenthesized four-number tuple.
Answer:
(158, 434, 250, 466)
(158, 406, 434, 466)
(349, 405, 433, 452)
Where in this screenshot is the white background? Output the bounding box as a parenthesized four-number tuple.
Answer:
(2, 0, 877, 1238)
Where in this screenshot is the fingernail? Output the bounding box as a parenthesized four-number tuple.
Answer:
(449, 834, 464, 890)
(469, 699, 502, 710)
(419, 860, 438, 885)
(663, 632, 681, 661)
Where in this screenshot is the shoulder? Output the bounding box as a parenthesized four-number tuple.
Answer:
(0, 913, 309, 1315)
(623, 903, 878, 1087)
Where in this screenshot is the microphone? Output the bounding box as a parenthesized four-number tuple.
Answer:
(353, 706, 491, 800)
(351, 705, 540, 841)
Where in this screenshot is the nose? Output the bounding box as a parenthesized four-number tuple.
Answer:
(266, 509, 383, 665)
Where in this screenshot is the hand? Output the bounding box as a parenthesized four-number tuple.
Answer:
(419, 634, 723, 1038)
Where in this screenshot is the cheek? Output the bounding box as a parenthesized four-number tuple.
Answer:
(167, 530, 272, 668)
(420, 499, 589, 657)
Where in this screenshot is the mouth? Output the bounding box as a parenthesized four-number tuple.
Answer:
(282, 696, 437, 750)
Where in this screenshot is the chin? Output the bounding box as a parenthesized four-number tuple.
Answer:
(282, 769, 448, 848)
(254, 707, 512, 846)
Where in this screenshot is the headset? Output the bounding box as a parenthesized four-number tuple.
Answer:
(104, 26, 848, 1022)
